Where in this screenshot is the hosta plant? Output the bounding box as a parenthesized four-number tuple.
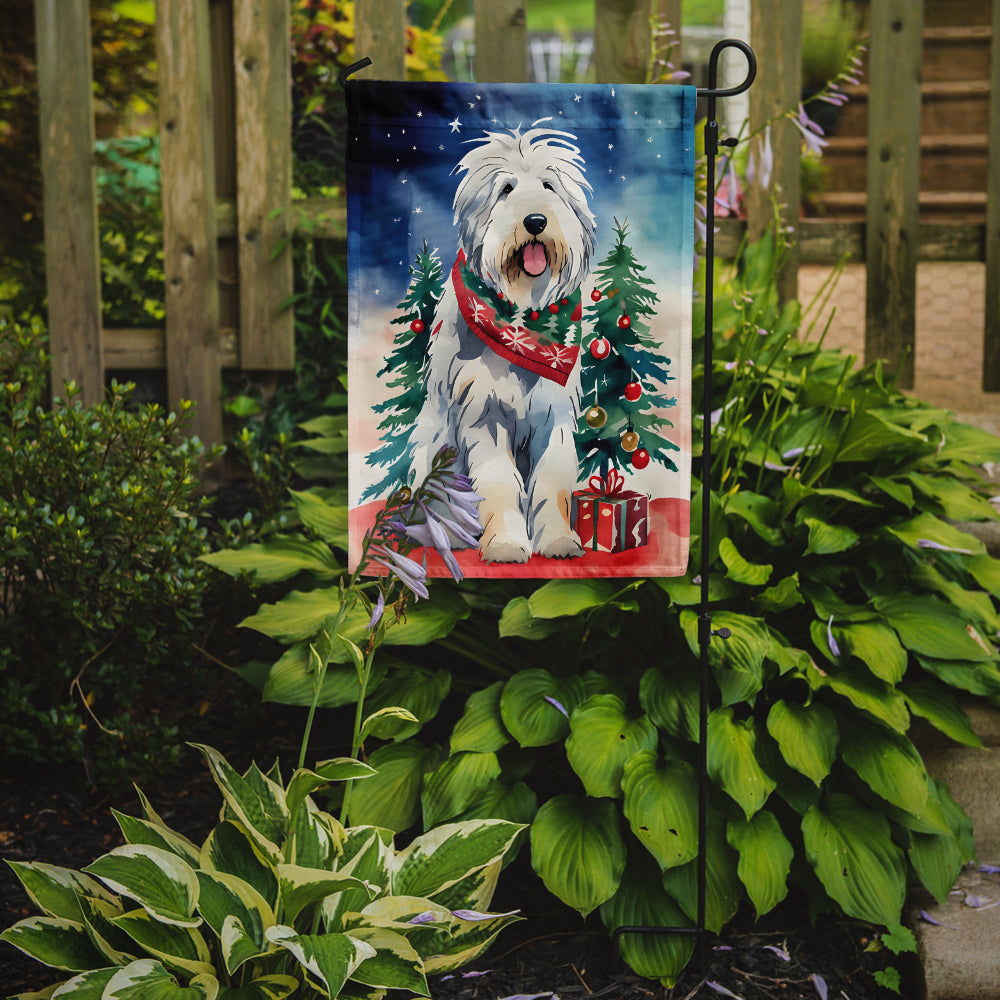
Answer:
(1, 744, 523, 999)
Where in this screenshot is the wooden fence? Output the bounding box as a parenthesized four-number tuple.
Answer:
(33, 0, 1000, 445)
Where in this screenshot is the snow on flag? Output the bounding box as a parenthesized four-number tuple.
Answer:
(346, 81, 695, 578)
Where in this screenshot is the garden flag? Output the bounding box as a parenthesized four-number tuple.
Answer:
(346, 81, 695, 578)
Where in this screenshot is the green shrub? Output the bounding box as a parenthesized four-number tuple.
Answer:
(0, 317, 220, 783)
(1, 743, 524, 997)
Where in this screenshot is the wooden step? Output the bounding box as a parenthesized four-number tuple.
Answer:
(922, 25, 993, 83)
(822, 134, 989, 193)
(833, 80, 991, 137)
(813, 190, 987, 222)
(922, 0, 992, 28)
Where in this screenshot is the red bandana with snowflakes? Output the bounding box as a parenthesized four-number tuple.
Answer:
(451, 250, 581, 386)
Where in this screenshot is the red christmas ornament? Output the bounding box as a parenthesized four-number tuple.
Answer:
(618, 314, 631, 330)
(591, 288, 602, 302)
(589, 336, 611, 360)
(530, 310, 540, 321)
(624, 381, 642, 402)
(549, 303, 560, 314)
(410, 318, 425, 334)
(631, 447, 651, 470)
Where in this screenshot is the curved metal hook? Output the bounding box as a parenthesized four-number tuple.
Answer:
(338, 57, 373, 90)
(696, 39, 756, 98)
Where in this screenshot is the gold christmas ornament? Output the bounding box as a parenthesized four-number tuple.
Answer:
(585, 405, 608, 429)
(620, 429, 640, 452)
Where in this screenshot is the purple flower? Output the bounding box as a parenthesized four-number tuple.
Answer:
(370, 544, 429, 600)
(747, 125, 774, 191)
(791, 104, 828, 156)
(706, 983, 742, 999)
(763, 944, 790, 961)
(451, 908, 520, 921)
(827, 616, 841, 658)
(367, 590, 385, 631)
(812, 974, 828, 1000)
(407, 911, 438, 925)
(544, 695, 569, 718)
(917, 538, 973, 554)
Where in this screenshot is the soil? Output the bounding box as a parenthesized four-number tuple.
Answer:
(0, 739, 913, 1000)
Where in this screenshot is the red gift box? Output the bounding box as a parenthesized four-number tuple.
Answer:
(572, 471, 649, 553)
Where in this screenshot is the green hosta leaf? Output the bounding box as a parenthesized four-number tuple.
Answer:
(707, 708, 776, 819)
(599, 853, 694, 987)
(565, 695, 658, 798)
(530, 795, 626, 917)
(288, 488, 349, 547)
(835, 410, 927, 463)
(347, 740, 442, 832)
(277, 865, 374, 925)
(765, 700, 838, 786)
(421, 751, 502, 828)
(935, 421, 1000, 465)
(362, 667, 451, 740)
(5, 862, 118, 923)
(393, 820, 524, 900)
(450, 682, 511, 754)
(901, 680, 982, 748)
(718, 537, 772, 585)
(195, 871, 273, 974)
(0, 916, 107, 971)
(967, 553, 1000, 597)
(260, 643, 386, 709)
(906, 472, 998, 522)
(724, 490, 784, 545)
(346, 926, 428, 994)
(497, 596, 563, 639)
(83, 846, 200, 928)
(103, 959, 218, 1000)
(112, 812, 201, 868)
(803, 517, 859, 556)
(265, 926, 375, 997)
(216, 975, 299, 1000)
(756, 573, 805, 614)
(909, 809, 966, 906)
(190, 746, 287, 862)
(200, 535, 340, 583)
(285, 759, 376, 822)
(111, 909, 214, 978)
(680, 610, 770, 706)
(424, 906, 522, 974)
(727, 811, 793, 917)
(866, 474, 914, 509)
(661, 811, 741, 933)
(839, 718, 928, 817)
(527, 578, 618, 617)
(621, 751, 698, 870)
(916, 655, 1000, 697)
(836, 621, 907, 684)
(911, 562, 1000, 632)
(874, 594, 995, 662)
(639, 664, 699, 743)
(499, 670, 584, 747)
(885, 512, 985, 556)
(655, 573, 737, 606)
(360, 706, 421, 742)
(802, 793, 906, 926)
(200, 822, 278, 910)
(453, 779, 538, 827)
(807, 660, 910, 732)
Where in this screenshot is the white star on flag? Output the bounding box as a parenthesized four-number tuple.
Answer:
(450, 117, 462, 132)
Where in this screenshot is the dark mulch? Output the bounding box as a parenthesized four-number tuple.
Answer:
(1, 747, 915, 1000)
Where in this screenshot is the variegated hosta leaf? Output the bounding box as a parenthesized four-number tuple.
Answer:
(529, 795, 626, 917)
(0, 916, 107, 971)
(765, 700, 838, 786)
(422, 907, 522, 975)
(285, 760, 376, 823)
(565, 695, 658, 799)
(200, 822, 278, 910)
(112, 810, 202, 868)
(345, 926, 429, 995)
(265, 926, 376, 998)
(727, 810, 793, 918)
(706, 707, 776, 819)
(621, 751, 699, 871)
(424, 859, 501, 915)
(110, 908, 214, 979)
(195, 871, 274, 974)
(499, 669, 585, 747)
(276, 864, 375, 925)
(102, 958, 218, 999)
(214, 974, 299, 1000)
(599, 853, 694, 987)
(190, 745, 287, 863)
(77, 894, 136, 966)
(288, 801, 343, 870)
(802, 793, 906, 926)
(83, 846, 200, 928)
(450, 681, 511, 754)
(391, 820, 524, 901)
(322, 829, 393, 931)
(421, 751, 502, 829)
(4, 861, 118, 922)
(46, 966, 118, 997)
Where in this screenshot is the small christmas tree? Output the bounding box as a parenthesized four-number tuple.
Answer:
(576, 218, 680, 480)
(362, 242, 444, 501)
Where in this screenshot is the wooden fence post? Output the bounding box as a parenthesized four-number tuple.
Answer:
(157, 0, 223, 445)
(746, 0, 801, 305)
(474, 0, 527, 82)
(233, 0, 294, 370)
(983, 0, 1000, 390)
(594, 0, 655, 84)
(864, 0, 923, 389)
(354, 0, 406, 80)
(34, 0, 104, 405)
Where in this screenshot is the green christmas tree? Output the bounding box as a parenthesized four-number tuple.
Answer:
(362, 242, 444, 501)
(576, 219, 680, 480)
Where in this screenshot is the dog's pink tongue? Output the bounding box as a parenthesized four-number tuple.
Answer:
(522, 242, 547, 276)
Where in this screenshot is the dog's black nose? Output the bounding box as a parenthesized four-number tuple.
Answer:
(523, 213, 547, 236)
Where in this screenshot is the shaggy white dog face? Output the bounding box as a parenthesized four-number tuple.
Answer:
(452, 126, 596, 310)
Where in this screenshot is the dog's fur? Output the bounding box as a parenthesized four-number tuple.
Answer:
(408, 125, 596, 563)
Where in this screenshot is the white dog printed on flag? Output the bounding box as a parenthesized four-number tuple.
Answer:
(346, 81, 695, 579)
